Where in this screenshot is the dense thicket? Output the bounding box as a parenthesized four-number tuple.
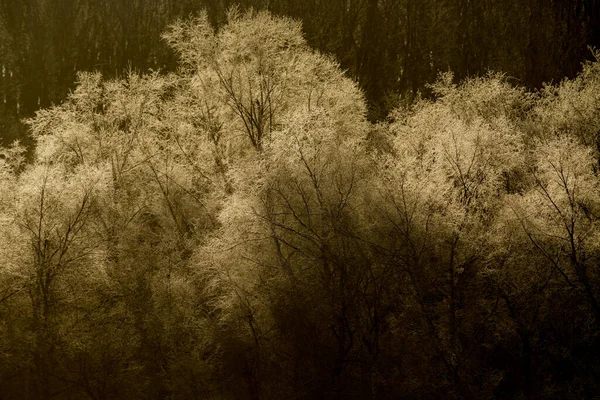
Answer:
(1, 0, 600, 147)
(1, 10, 600, 399)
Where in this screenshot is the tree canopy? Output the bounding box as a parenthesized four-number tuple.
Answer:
(1, 8, 600, 400)
(1, 0, 600, 148)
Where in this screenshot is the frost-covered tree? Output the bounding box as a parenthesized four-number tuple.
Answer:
(2, 67, 222, 397)
(370, 72, 530, 397)
(179, 11, 382, 395)
(163, 8, 365, 159)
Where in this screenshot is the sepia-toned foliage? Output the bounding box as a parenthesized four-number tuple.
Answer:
(1, 9, 600, 400)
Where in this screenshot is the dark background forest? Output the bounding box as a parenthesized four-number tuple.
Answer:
(1, 0, 600, 147)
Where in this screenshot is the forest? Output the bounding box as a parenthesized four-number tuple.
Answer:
(1, 2, 600, 400)
(1, 0, 600, 141)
